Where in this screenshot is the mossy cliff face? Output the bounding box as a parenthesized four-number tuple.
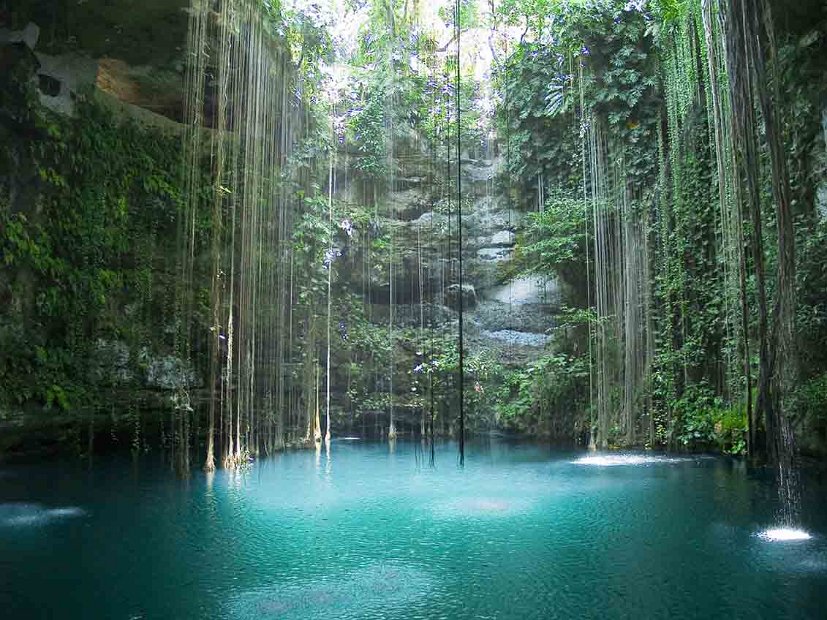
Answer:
(1, 3, 190, 120)
(0, 8, 208, 458)
(3, 1, 189, 65)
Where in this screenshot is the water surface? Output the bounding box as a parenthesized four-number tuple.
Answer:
(1, 441, 826, 619)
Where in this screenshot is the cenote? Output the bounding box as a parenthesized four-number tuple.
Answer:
(1, 441, 827, 618)
(2, 0, 827, 617)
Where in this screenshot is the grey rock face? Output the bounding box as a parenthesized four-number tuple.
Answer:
(477, 247, 513, 262)
(488, 230, 515, 246)
(335, 151, 559, 368)
(484, 275, 560, 306)
(463, 157, 499, 182)
(0, 23, 40, 49)
(372, 303, 456, 328)
(446, 284, 477, 311)
(33, 52, 98, 115)
(472, 301, 554, 334)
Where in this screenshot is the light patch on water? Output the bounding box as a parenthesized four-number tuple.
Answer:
(432, 496, 532, 519)
(228, 563, 431, 619)
(0, 502, 86, 527)
(757, 527, 812, 542)
(333, 436, 361, 441)
(572, 454, 692, 467)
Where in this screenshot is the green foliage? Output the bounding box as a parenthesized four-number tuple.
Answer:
(438, 0, 479, 29)
(790, 373, 827, 446)
(783, 29, 827, 376)
(647, 0, 690, 25)
(3, 0, 825, 461)
(291, 195, 334, 304)
(341, 0, 484, 202)
(496, 42, 581, 198)
(496, 0, 660, 205)
(521, 193, 588, 270)
(796, 219, 827, 373)
(422, 342, 508, 430)
(514, 191, 594, 304)
(1, 83, 197, 412)
(672, 383, 746, 454)
(347, 92, 392, 181)
(496, 353, 589, 438)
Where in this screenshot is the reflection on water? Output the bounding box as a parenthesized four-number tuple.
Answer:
(431, 496, 533, 519)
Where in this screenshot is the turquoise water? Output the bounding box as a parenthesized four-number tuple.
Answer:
(1, 440, 826, 619)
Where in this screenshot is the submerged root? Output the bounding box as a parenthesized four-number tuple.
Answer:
(222, 449, 252, 470)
